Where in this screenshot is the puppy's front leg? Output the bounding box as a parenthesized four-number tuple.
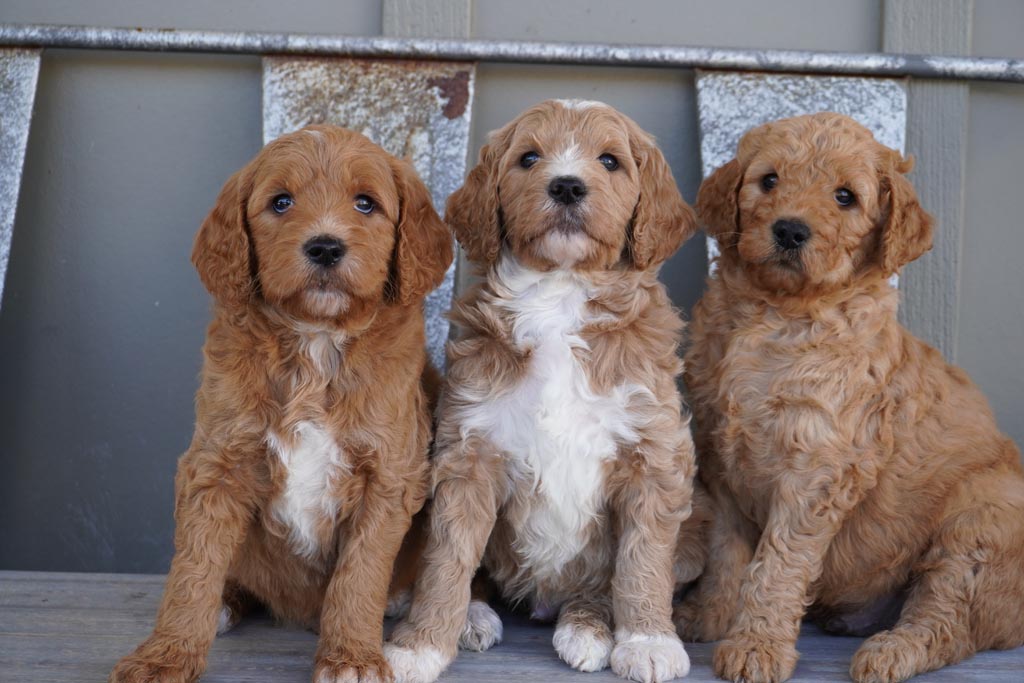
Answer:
(315, 466, 424, 683)
(110, 448, 258, 683)
(714, 470, 870, 683)
(609, 444, 693, 683)
(674, 482, 757, 642)
(385, 437, 506, 683)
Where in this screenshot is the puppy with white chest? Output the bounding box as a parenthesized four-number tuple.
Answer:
(680, 112, 1024, 683)
(385, 99, 707, 683)
(110, 125, 452, 683)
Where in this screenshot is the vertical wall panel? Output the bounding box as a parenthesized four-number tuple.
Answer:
(958, 0, 1024, 450)
(883, 0, 973, 360)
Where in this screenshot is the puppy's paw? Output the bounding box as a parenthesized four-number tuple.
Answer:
(713, 633, 797, 683)
(314, 650, 391, 683)
(383, 643, 451, 683)
(458, 600, 503, 651)
(109, 637, 203, 683)
(849, 630, 929, 683)
(610, 632, 690, 683)
(215, 603, 241, 636)
(384, 590, 412, 620)
(553, 619, 614, 672)
(673, 595, 731, 643)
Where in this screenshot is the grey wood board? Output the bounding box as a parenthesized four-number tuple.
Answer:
(1, 571, 1022, 682)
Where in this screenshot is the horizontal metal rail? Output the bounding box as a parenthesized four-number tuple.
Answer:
(2, 22, 1023, 83)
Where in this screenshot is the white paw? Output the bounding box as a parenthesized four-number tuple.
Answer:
(215, 604, 238, 635)
(315, 665, 387, 683)
(459, 600, 503, 651)
(383, 643, 450, 683)
(385, 589, 412, 619)
(553, 620, 614, 672)
(611, 631, 690, 683)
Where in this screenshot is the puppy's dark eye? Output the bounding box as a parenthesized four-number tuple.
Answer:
(520, 151, 540, 169)
(760, 173, 779, 192)
(835, 188, 856, 207)
(271, 193, 293, 214)
(354, 195, 375, 215)
(598, 153, 619, 171)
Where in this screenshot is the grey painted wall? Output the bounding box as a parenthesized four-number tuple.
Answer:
(0, 0, 1020, 573)
(959, 0, 1024, 459)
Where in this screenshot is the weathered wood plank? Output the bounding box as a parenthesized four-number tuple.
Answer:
(1, 571, 1021, 682)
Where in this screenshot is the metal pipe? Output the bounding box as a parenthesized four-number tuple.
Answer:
(2, 22, 1023, 83)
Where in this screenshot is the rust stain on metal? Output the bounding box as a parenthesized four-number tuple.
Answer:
(427, 70, 470, 119)
(262, 57, 475, 190)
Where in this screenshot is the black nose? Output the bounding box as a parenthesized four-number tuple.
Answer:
(303, 235, 346, 268)
(772, 219, 811, 251)
(548, 175, 588, 205)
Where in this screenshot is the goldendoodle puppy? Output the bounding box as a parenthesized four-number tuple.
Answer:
(679, 112, 1024, 683)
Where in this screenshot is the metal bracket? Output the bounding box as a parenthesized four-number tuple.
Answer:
(0, 48, 40, 306)
(263, 57, 475, 370)
(696, 70, 907, 286)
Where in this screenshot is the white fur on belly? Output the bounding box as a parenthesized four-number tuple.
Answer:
(456, 257, 649, 580)
(267, 421, 348, 559)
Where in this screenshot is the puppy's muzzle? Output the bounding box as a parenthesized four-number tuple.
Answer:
(548, 175, 588, 206)
(772, 219, 811, 252)
(304, 235, 346, 268)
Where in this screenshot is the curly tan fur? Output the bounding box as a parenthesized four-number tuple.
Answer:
(681, 112, 1024, 683)
(386, 100, 705, 683)
(110, 126, 452, 683)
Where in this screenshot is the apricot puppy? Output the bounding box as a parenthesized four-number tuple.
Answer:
(385, 99, 706, 683)
(109, 125, 452, 683)
(679, 112, 1024, 683)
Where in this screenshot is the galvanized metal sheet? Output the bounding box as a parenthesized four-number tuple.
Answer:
(696, 71, 907, 284)
(0, 48, 40, 306)
(262, 57, 475, 370)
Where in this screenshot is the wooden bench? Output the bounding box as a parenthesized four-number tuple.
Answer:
(2, 571, 1021, 682)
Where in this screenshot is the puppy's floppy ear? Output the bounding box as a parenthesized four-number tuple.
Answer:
(445, 121, 517, 265)
(695, 158, 742, 253)
(389, 157, 453, 306)
(191, 165, 257, 309)
(625, 122, 696, 270)
(877, 153, 934, 275)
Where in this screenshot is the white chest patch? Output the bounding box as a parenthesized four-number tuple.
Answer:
(267, 421, 348, 559)
(456, 259, 649, 579)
